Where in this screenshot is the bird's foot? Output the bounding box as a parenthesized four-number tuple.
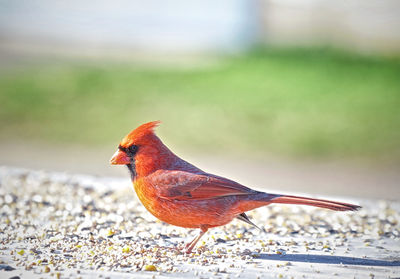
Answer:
(184, 242, 195, 254)
(174, 243, 193, 254)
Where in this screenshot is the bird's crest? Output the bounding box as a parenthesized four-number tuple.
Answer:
(120, 121, 161, 147)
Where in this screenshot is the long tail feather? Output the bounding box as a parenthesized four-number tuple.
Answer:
(271, 195, 361, 211)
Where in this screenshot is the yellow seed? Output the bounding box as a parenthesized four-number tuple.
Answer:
(75, 245, 82, 248)
(236, 233, 243, 239)
(56, 272, 61, 279)
(122, 246, 131, 253)
(44, 266, 51, 273)
(107, 229, 115, 236)
(143, 264, 157, 271)
(17, 249, 25, 256)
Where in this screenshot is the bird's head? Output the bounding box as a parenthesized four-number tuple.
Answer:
(110, 121, 166, 179)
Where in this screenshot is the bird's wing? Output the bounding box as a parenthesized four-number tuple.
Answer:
(147, 170, 257, 201)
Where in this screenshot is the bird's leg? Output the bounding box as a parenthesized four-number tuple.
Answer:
(185, 226, 208, 253)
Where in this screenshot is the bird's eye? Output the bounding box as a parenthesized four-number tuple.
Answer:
(128, 145, 138, 155)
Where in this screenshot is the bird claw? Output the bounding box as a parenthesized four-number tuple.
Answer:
(184, 248, 194, 254)
(183, 243, 194, 254)
(174, 243, 193, 254)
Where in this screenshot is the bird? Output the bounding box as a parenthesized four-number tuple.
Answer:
(110, 121, 360, 253)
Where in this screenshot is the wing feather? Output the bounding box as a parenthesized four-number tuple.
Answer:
(146, 170, 257, 201)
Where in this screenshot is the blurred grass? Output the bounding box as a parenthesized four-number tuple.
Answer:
(1, 47, 400, 161)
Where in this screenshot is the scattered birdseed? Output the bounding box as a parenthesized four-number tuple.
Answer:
(0, 167, 399, 279)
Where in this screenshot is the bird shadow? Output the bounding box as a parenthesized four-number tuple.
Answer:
(257, 253, 400, 267)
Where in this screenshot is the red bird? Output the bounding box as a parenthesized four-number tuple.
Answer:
(110, 121, 360, 252)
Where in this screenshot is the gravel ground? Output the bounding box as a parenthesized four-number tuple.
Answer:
(0, 166, 399, 279)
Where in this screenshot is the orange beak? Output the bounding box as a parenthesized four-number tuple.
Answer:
(110, 149, 131, 165)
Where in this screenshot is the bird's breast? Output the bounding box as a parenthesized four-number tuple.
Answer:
(132, 179, 238, 228)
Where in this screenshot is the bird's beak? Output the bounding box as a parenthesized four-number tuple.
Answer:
(110, 150, 131, 165)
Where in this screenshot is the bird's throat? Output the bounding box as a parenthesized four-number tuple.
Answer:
(126, 161, 137, 180)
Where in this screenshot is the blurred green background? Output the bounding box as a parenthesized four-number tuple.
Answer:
(1, 1, 400, 199)
(1, 48, 400, 162)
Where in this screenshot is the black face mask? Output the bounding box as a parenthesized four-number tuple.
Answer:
(118, 144, 139, 180)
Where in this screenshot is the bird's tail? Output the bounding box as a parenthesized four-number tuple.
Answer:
(270, 195, 361, 211)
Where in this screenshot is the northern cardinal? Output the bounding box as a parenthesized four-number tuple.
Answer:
(111, 121, 360, 252)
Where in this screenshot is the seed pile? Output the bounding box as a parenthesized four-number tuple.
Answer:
(0, 167, 399, 278)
